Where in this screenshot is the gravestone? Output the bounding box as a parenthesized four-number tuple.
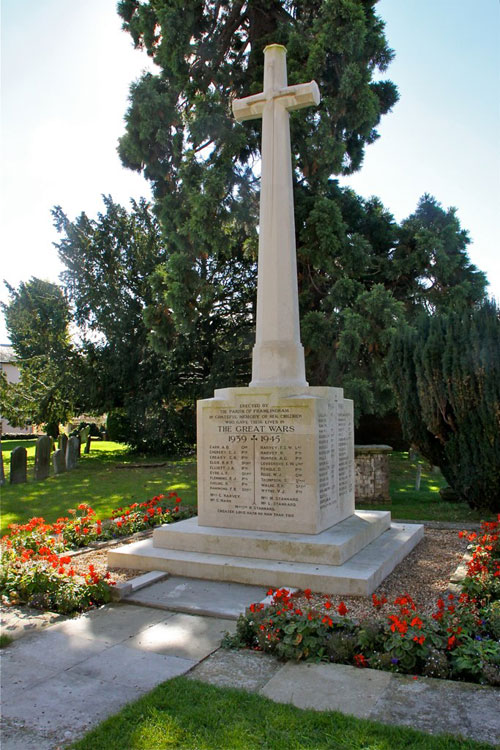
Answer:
(53, 448, 66, 474)
(0, 442, 5, 486)
(10, 446, 27, 484)
(34, 435, 52, 480)
(66, 436, 79, 470)
(84, 435, 92, 454)
(109, 45, 423, 594)
(58, 433, 68, 456)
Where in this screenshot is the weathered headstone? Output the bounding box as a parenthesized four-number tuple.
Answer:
(84, 435, 92, 454)
(10, 446, 27, 484)
(58, 433, 68, 456)
(0, 442, 5, 486)
(52, 448, 66, 474)
(110, 45, 423, 595)
(66, 436, 79, 470)
(34, 435, 52, 480)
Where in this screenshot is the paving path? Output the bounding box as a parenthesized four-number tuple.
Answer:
(1, 577, 499, 749)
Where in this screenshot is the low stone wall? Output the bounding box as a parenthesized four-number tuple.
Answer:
(354, 444, 393, 504)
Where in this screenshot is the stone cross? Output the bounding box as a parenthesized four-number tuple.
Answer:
(233, 44, 320, 387)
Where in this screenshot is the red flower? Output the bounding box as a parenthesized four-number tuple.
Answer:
(303, 589, 312, 600)
(413, 635, 425, 645)
(337, 601, 348, 616)
(324, 600, 332, 610)
(372, 593, 387, 609)
(354, 654, 367, 668)
(322, 616, 333, 627)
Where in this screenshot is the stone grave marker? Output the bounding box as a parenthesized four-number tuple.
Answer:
(34, 435, 52, 480)
(53, 448, 66, 475)
(10, 446, 27, 484)
(109, 45, 423, 595)
(66, 436, 79, 470)
(58, 433, 68, 455)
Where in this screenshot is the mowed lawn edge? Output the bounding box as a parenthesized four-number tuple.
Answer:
(70, 675, 494, 750)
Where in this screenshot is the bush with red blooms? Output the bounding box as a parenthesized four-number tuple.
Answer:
(0, 493, 195, 614)
(109, 493, 195, 536)
(459, 517, 500, 602)
(0, 542, 115, 615)
(223, 517, 500, 686)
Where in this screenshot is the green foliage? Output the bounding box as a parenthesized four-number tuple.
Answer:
(106, 410, 131, 444)
(225, 578, 500, 685)
(116, 0, 402, 425)
(0, 278, 77, 427)
(388, 302, 500, 511)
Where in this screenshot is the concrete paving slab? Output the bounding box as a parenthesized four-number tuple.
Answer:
(0, 719, 65, 750)
(0, 605, 65, 641)
(124, 612, 236, 661)
(0, 629, 109, 672)
(259, 662, 393, 718)
(50, 602, 171, 645)
(124, 576, 268, 619)
(372, 673, 500, 746)
(0, 651, 60, 693)
(1, 670, 142, 736)
(188, 648, 282, 691)
(67, 641, 195, 691)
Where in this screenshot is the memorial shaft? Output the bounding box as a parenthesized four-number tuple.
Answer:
(232, 45, 320, 387)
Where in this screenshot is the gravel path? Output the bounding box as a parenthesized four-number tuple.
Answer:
(72, 527, 468, 618)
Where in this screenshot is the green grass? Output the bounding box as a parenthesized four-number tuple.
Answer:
(0, 634, 13, 648)
(1, 443, 491, 535)
(357, 451, 490, 524)
(0, 440, 196, 534)
(71, 676, 492, 750)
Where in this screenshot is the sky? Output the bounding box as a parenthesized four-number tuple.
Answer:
(1, 0, 499, 343)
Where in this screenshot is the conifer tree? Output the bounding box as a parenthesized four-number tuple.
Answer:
(388, 302, 500, 512)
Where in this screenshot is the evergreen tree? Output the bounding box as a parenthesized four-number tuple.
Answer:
(116, 1, 486, 424)
(0, 279, 75, 429)
(116, 0, 398, 416)
(387, 302, 500, 512)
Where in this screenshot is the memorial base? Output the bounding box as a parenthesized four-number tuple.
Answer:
(108, 512, 424, 596)
(197, 385, 355, 534)
(108, 384, 424, 595)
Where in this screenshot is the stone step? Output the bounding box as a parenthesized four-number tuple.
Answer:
(108, 522, 423, 596)
(153, 511, 391, 566)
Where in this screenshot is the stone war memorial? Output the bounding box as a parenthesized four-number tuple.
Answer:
(110, 45, 423, 594)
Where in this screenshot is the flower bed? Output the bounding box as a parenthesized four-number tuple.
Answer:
(224, 517, 500, 686)
(0, 494, 195, 615)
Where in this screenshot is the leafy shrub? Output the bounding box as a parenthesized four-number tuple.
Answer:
(0, 494, 195, 614)
(224, 520, 500, 686)
(387, 301, 500, 512)
(0, 546, 114, 615)
(106, 410, 131, 443)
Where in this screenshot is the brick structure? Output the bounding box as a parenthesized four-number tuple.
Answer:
(354, 444, 393, 504)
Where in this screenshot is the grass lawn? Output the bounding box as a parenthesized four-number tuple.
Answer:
(0, 440, 196, 534)
(1, 442, 491, 535)
(357, 451, 490, 524)
(70, 676, 491, 750)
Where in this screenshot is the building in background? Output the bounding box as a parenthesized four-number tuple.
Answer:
(0, 344, 36, 436)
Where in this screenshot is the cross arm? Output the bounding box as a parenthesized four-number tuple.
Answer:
(280, 81, 320, 112)
(232, 92, 266, 122)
